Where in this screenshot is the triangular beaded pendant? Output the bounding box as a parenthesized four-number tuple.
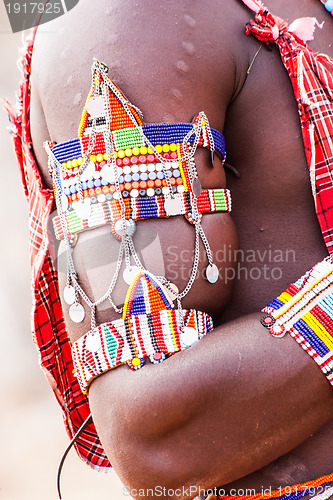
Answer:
(78, 61, 143, 138)
(122, 270, 174, 318)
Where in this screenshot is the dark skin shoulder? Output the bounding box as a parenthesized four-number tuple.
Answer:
(30, 0, 333, 496)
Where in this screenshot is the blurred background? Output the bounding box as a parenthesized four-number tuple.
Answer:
(0, 3, 124, 498)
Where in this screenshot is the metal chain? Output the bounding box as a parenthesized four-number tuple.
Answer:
(46, 61, 219, 334)
(126, 236, 146, 270)
(197, 223, 214, 266)
(177, 222, 201, 300)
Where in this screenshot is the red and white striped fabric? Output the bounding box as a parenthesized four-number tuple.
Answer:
(243, 0, 333, 254)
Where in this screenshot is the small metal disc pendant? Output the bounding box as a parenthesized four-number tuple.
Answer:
(206, 263, 219, 284)
(180, 327, 198, 347)
(81, 160, 95, 180)
(76, 198, 91, 220)
(113, 219, 136, 239)
(86, 334, 101, 352)
(85, 96, 105, 117)
(63, 285, 75, 305)
(167, 283, 179, 301)
(164, 195, 182, 216)
(101, 164, 116, 184)
(191, 178, 202, 197)
(123, 266, 141, 285)
(69, 303, 85, 323)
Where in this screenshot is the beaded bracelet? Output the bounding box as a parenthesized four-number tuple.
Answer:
(261, 258, 333, 387)
(52, 188, 231, 241)
(72, 270, 214, 393)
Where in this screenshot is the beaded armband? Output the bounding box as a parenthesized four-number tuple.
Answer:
(48, 116, 230, 243)
(52, 188, 231, 240)
(45, 61, 230, 244)
(261, 258, 333, 387)
(72, 270, 214, 393)
(44, 60, 227, 387)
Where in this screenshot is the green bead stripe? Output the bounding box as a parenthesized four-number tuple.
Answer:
(114, 127, 144, 151)
(67, 211, 84, 231)
(103, 324, 118, 366)
(212, 190, 228, 210)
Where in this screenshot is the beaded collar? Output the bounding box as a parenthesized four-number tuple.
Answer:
(45, 59, 231, 333)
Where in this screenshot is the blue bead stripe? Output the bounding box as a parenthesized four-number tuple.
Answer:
(137, 197, 159, 218)
(52, 138, 82, 163)
(266, 297, 285, 310)
(142, 123, 225, 158)
(294, 318, 330, 356)
(50, 124, 226, 164)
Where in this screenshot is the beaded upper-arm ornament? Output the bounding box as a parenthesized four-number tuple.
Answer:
(44, 59, 231, 386)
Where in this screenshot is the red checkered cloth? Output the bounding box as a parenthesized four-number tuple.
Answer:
(3, 31, 111, 471)
(245, 4, 333, 253)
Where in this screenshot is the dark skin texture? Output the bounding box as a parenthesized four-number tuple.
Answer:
(30, 0, 333, 497)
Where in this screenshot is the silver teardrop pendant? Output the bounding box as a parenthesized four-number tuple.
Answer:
(123, 266, 141, 285)
(206, 263, 219, 284)
(69, 303, 85, 323)
(192, 178, 202, 197)
(76, 198, 91, 220)
(60, 193, 69, 212)
(86, 96, 105, 117)
(86, 334, 101, 352)
(63, 285, 76, 305)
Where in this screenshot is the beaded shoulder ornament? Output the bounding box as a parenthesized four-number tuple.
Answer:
(45, 60, 231, 391)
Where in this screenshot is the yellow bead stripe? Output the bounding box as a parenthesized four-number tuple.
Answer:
(276, 291, 293, 304)
(60, 143, 186, 170)
(303, 311, 333, 350)
(275, 269, 333, 320)
(177, 143, 188, 191)
(78, 87, 93, 137)
(168, 309, 178, 350)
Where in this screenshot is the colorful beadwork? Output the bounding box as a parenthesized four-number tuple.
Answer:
(47, 126, 227, 228)
(72, 270, 214, 393)
(51, 124, 225, 165)
(46, 61, 227, 219)
(262, 258, 333, 387)
(52, 188, 232, 240)
(45, 59, 226, 389)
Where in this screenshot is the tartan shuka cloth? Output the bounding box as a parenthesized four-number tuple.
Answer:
(3, 3, 333, 472)
(3, 32, 111, 471)
(244, 2, 333, 253)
